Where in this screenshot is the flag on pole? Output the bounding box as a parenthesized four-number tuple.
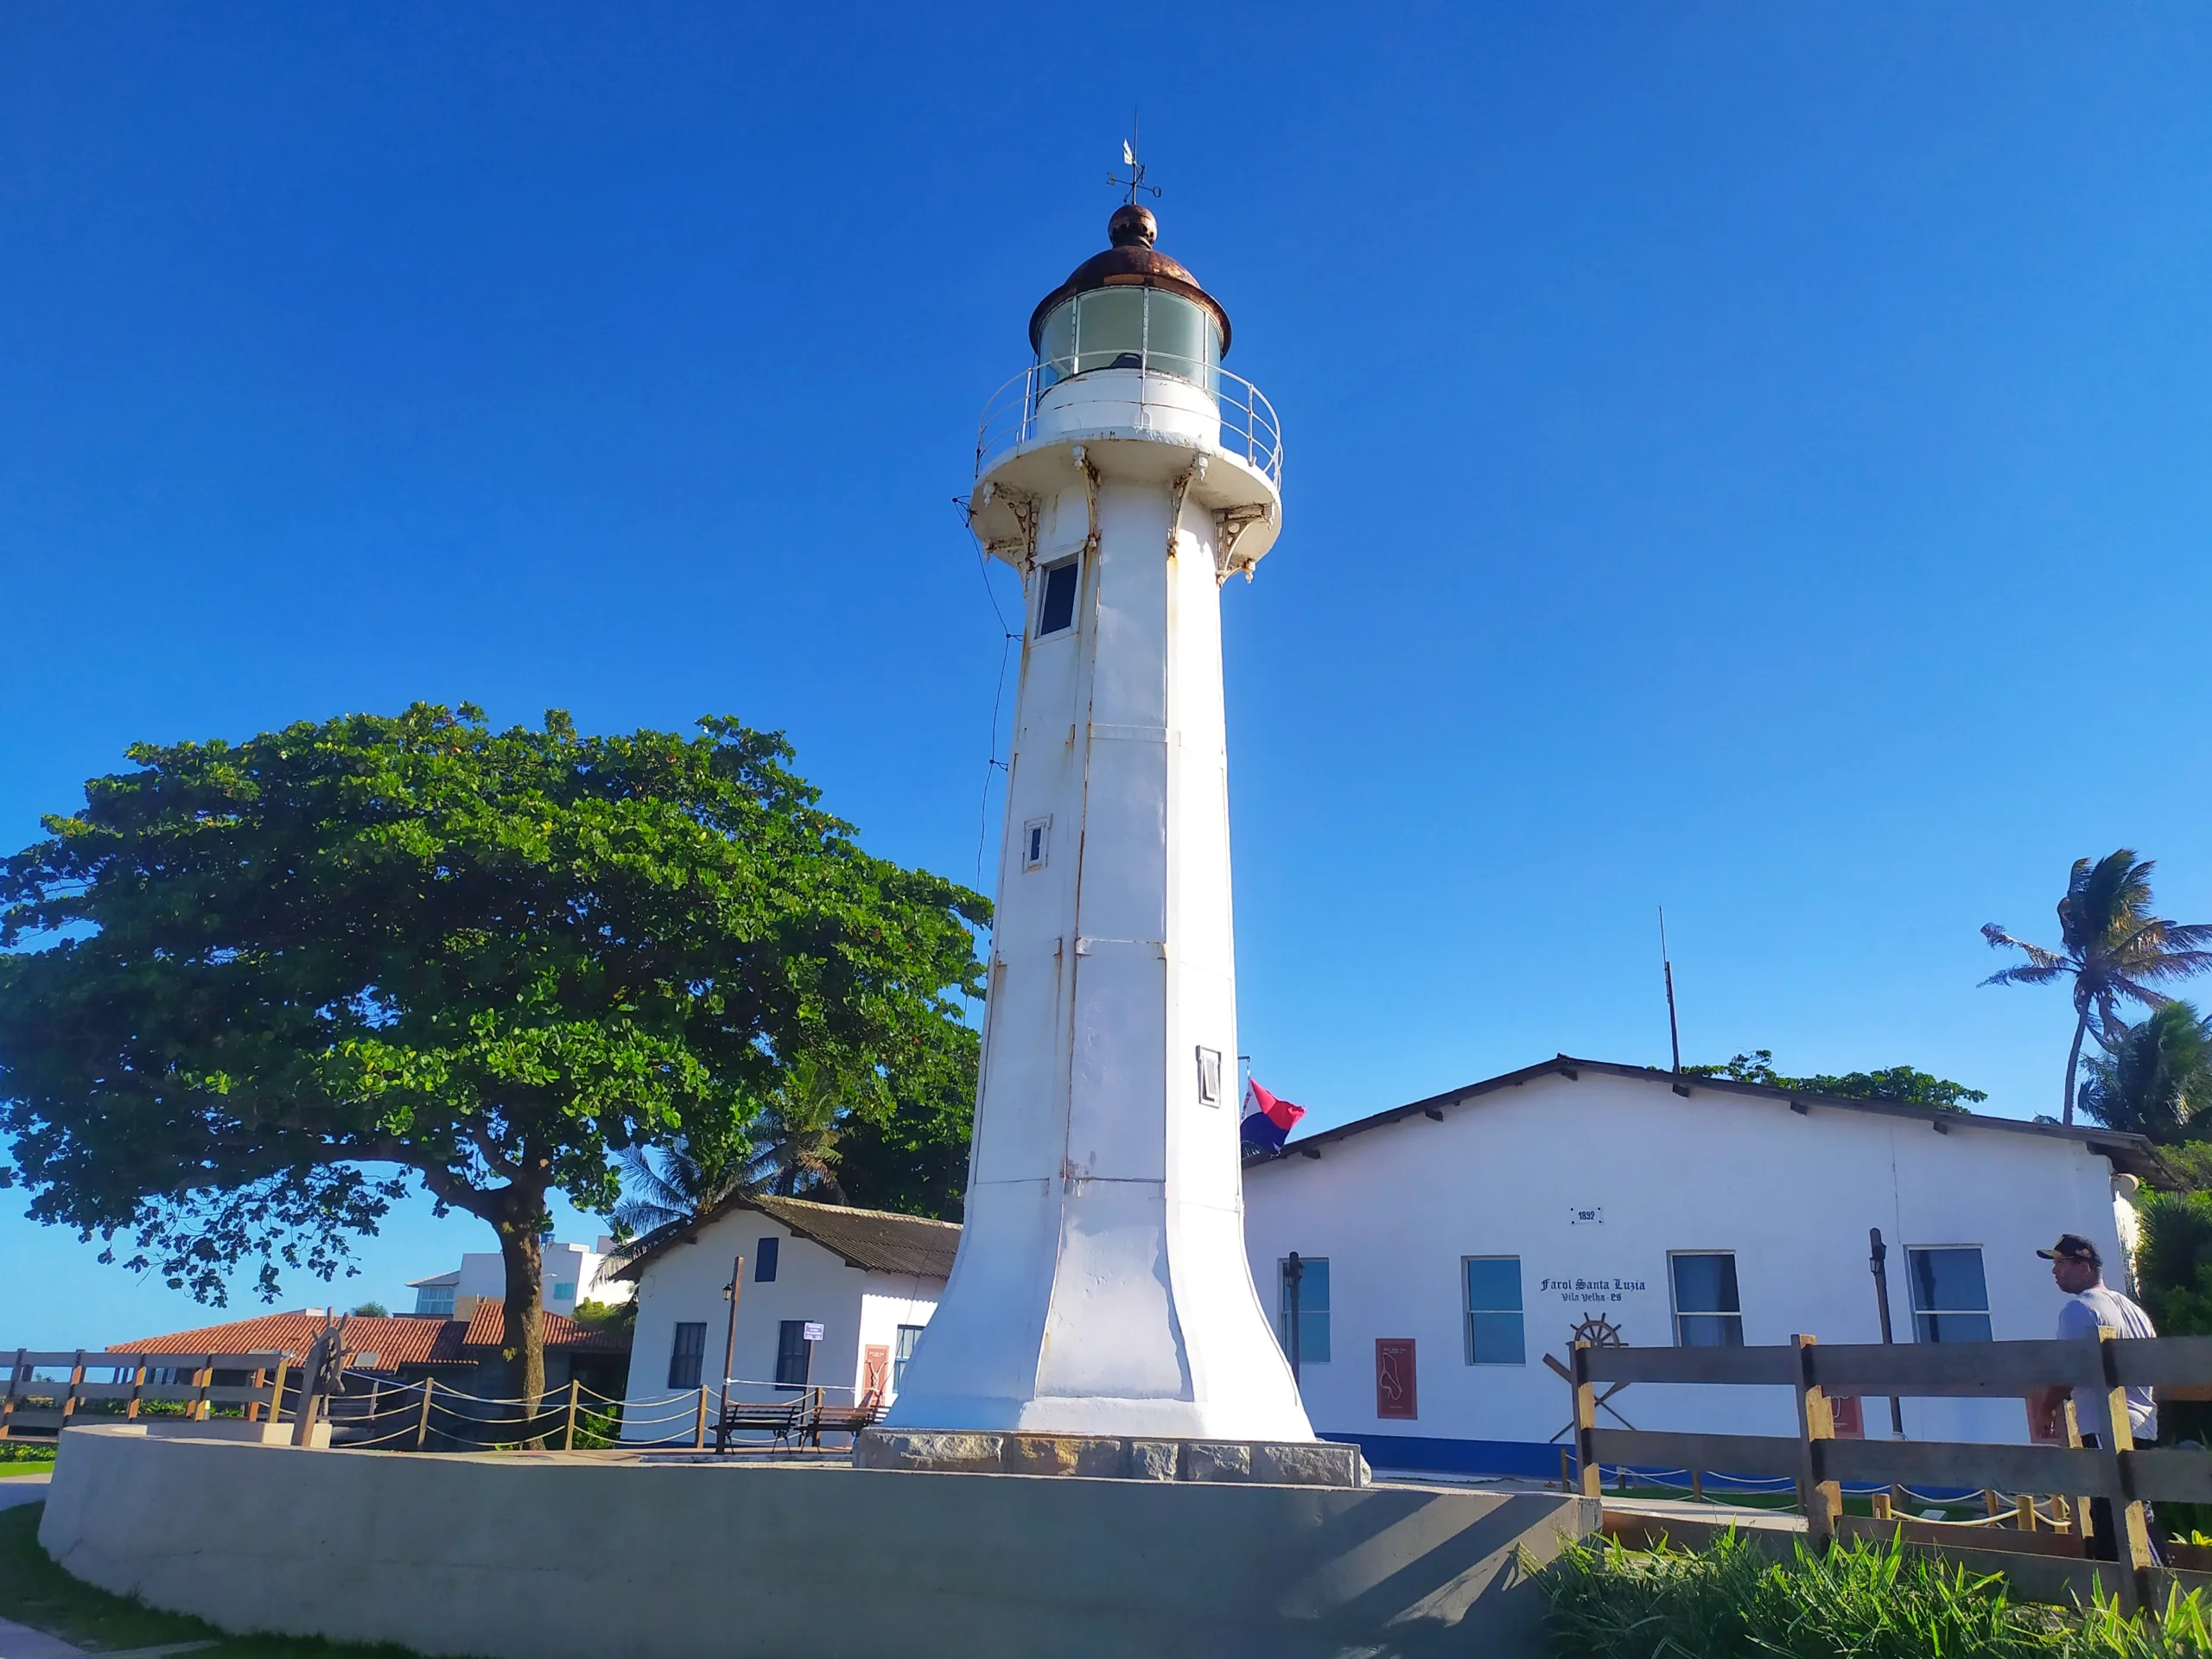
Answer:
(1240, 1079, 1306, 1154)
(1123, 139, 1135, 165)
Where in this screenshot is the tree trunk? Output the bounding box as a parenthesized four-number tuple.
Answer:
(494, 1217, 546, 1446)
(2063, 1003, 2090, 1127)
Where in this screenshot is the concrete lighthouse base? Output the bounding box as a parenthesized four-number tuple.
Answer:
(43, 1425, 1593, 1659)
(855, 1426, 1371, 1486)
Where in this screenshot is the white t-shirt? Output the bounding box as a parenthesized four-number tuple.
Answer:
(2059, 1282, 2158, 1442)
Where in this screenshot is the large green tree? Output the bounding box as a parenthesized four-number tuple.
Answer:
(1981, 850, 2212, 1125)
(0, 704, 984, 1408)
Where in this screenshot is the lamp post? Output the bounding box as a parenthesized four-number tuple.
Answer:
(1286, 1252, 1305, 1387)
(1868, 1229, 1905, 1437)
(718, 1255, 744, 1447)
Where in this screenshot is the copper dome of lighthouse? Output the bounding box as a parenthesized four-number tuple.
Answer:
(1027, 205, 1233, 357)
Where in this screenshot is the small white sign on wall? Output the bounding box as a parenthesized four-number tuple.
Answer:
(1569, 1206, 1604, 1226)
(802, 1322, 825, 1343)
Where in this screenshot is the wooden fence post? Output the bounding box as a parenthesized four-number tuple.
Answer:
(693, 1385, 709, 1450)
(1571, 1340, 1602, 1498)
(2063, 1397, 2093, 1547)
(563, 1378, 581, 1452)
(414, 1380, 435, 1452)
(60, 1351, 86, 1431)
(2094, 1325, 2154, 1615)
(125, 1357, 147, 1421)
(191, 1355, 213, 1421)
(269, 1358, 290, 1427)
(1790, 1334, 1840, 1548)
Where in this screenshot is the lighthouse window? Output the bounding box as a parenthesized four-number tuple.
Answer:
(1145, 295, 1208, 385)
(1022, 817, 1050, 871)
(1038, 559, 1079, 637)
(1037, 291, 1222, 391)
(1072, 288, 1146, 375)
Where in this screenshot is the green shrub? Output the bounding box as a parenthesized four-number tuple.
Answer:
(1538, 1531, 2212, 1658)
(2137, 1189, 2212, 1338)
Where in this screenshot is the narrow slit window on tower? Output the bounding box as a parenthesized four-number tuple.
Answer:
(1022, 817, 1051, 871)
(1196, 1046, 1223, 1105)
(1037, 558, 1078, 637)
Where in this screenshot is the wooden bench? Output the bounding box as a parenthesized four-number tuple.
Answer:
(808, 1393, 883, 1448)
(713, 1397, 809, 1452)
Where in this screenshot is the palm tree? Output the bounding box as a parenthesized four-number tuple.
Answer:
(1982, 850, 2212, 1124)
(740, 1056, 876, 1203)
(607, 1060, 877, 1253)
(607, 1134, 751, 1261)
(2078, 1001, 2212, 1142)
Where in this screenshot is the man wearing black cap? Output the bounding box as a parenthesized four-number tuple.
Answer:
(2028, 1233, 2158, 1561)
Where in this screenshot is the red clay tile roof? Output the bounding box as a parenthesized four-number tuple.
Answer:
(459, 1302, 629, 1354)
(111, 1306, 627, 1366)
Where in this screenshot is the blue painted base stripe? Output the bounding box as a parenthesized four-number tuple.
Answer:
(1322, 1432, 1566, 1480)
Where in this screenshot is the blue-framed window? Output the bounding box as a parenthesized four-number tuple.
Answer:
(1909, 1247, 1993, 1343)
(1464, 1256, 1525, 1364)
(1278, 1257, 1331, 1364)
(1670, 1252, 1745, 1348)
(893, 1324, 925, 1390)
(666, 1322, 706, 1389)
(775, 1319, 811, 1389)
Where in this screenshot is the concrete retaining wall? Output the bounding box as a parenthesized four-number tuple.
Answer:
(41, 1426, 1592, 1659)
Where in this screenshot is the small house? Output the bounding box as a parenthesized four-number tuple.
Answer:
(611, 1195, 958, 1440)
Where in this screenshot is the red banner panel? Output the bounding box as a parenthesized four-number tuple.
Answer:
(1376, 1338, 1417, 1421)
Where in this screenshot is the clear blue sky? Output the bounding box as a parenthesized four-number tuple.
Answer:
(6, 4, 2211, 1347)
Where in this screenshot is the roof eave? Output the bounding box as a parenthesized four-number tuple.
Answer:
(1245, 1055, 2176, 1185)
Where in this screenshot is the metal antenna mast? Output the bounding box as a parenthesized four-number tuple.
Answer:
(1660, 906, 1683, 1074)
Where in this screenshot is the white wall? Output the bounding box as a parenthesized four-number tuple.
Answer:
(620, 1210, 942, 1440)
(858, 1277, 940, 1400)
(415, 1241, 629, 1320)
(1242, 1070, 2131, 1471)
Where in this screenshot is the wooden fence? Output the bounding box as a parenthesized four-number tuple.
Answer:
(1572, 1329, 2212, 1611)
(1, 1351, 292, 1440)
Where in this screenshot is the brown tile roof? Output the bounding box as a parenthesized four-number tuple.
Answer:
(111, 1306, 628, 1367)
(458, 1303, 630, 1354)
(612, 1193, 961, 1283)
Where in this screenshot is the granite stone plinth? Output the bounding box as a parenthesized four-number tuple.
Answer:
(853, 1427, 1370, 1487)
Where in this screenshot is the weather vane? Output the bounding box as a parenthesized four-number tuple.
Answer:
(1107, 112, 1160, 205)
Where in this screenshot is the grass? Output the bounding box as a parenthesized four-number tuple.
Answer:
(1540, 1530, 2212, 1658)
(0, 1503, 439, 1656)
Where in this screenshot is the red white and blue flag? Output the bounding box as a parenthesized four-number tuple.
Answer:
(1240, 1078, 1306, 1154)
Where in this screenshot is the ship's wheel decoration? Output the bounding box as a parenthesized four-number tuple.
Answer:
(1546, 1314, 1635, 1441)
(1572, 1313, 1624, 1349)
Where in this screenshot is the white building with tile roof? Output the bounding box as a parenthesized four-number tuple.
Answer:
(610, 1195, 958, 1440)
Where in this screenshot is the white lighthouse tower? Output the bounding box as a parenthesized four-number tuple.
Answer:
(874, 191, 1328, 1462)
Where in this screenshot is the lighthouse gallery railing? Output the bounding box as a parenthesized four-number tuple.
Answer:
(976, 362, 1283, 487)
